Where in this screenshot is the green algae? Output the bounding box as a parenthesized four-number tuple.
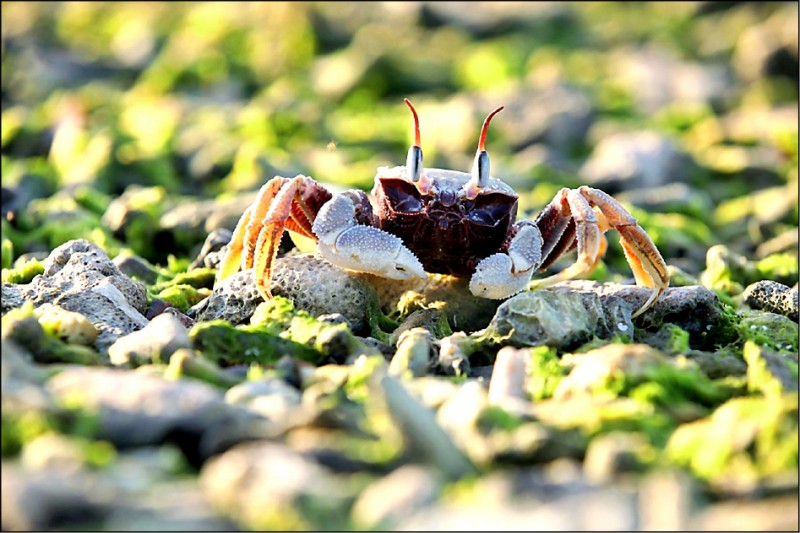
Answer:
(1, 238, 13, 270)
(1, 256, 44, 284)
(526, 345, 567, 401)
(189, 319, 323, 366)
(738, 310, 799, 353)
(1, 304, 103, 365)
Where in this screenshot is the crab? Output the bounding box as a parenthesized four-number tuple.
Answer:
(216, 99, 669, 318)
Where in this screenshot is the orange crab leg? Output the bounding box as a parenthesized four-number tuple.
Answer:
(216, 205, 254, 283)
(241, 177, 290, 270)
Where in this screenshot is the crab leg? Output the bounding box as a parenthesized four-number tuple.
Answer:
(528, 187, 669, 317)
(311, 193, 427, 280)
(215, 175, 330, 300)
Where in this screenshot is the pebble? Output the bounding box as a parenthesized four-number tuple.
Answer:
(743, 280, 799, 322)
(108, 312, 191, 367)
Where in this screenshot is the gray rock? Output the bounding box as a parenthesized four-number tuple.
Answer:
(159, 193, 256, 243)
(1, 464, 115, 531)
(351, 465, 442, 529)
(199, 441, 347, 530)
(487, 346, 532, 414)
(743, 280, 799, 322)
(189, 228, 233, 271)
(583, 431, 650, 482)
(380, 374, 477, 480)
(579, 131, 696, 193)
(194, 254, 378, 332)
(45, 367, 266, 462)
(113, 254, 160, 284)
(613, 46, 732, 113)
(108, 313, 191, 367)
(558, 282, 727, 346)
(3, 240, 149, 352)
(389, 327, 434, 378)
(482, 289, 634, 350)
(189, 269, 262, 325)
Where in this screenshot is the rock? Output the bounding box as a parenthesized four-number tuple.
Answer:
(744, 341, 798, 395)
(733, 4, 798, 82)
(189, 228, 233, 271)
(487, 346, 532, 414)
(554, 344, 667, 399)
(113, 253, 160, 284)
(743, 280, 799, 322)
(557, 281, 730, 348)
(583, 431, 650, 482)
(638, 470, 698, 531)
(380, 374, 477, 480)
(613, 46, 731, 112)
(690, 495, 798, 531)
(1, 464, 115, 531)
(45, 367, 266, 464)
(188, 269, 262, 325)
(480, 289, 634, 350)
(271, 253, 378, 333)
(108, 313, 191, 366)
(193, 254, 379, 332)
(579, 131, 696, 193)
(739, 310, 799, 354)
(2, 240, 148, 352)
(224, 377, 302, 425)
(389, 327, 434, 378)
(351, 465, 442, 529)
(199, 441, 347, 530)
(33, 303, 99, 346)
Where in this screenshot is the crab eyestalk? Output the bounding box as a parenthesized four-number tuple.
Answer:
(404, 98, 430, 193)
(465, 105, 504, 200)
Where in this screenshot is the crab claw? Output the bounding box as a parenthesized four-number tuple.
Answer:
(318, 225, 427, 280)
(469, 254, 531, 299)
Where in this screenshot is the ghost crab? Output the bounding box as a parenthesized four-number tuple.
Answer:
(216, 99, 669, 318)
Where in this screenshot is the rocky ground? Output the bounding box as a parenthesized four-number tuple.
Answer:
(2, 3, 798, 531)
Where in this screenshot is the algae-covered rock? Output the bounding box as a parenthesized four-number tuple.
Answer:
(738, 310, 799, 353)
(479, 289, 634, 350)
(200, 441, 352, 531)
(701, 245, 798, 295)
(2, 304, 102, 365)
(744, 341, 798, 396)
(33, 303, 99, 346)
(666, 394, 798, 489)
(189, 320, 323, 366)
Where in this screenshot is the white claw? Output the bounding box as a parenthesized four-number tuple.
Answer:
(469, 253, 532, 299)
(318, 225, 426, 280)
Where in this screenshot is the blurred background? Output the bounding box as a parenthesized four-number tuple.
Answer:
(2, 1, 797, 277)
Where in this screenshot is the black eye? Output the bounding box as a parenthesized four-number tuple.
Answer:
(468, 191, 517, 226)
(380, 178, 424, 214)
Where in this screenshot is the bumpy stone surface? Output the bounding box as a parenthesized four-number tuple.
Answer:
(271, 254, 378, 333)
(192, 254, 377, 331)
(557, 282, 726, 343)
(743, 280, 799, 322)
(108, 313, 191, 367)
(483, 289, 635, 350)
(1, 240, 148, 352)
(45, 367, 264, 463)
(189, 269, 262, 325)
(189, 228, 233, 271)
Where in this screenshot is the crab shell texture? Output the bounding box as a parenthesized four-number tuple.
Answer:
(373, 165, 518, 277)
